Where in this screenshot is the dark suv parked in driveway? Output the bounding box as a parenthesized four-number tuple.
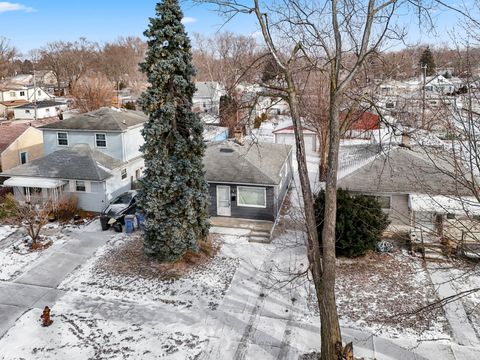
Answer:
(100, 190, 137, 231)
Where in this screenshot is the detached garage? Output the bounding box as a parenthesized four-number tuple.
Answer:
(272, 125, 318, 153)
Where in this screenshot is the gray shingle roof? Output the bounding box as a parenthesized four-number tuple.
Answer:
(1, 144, 124, 181)
(39, 107, 147, 132)
(338, 146, 471, 196)
(204, 141, 292, 185)
(15, 100, 63, 109)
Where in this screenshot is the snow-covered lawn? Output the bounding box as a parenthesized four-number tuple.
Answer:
(0, 226, 67, 281)
(0, 307, 207, 360)
(59, 233, 239, 310)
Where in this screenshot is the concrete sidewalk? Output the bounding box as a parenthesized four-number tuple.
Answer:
(0, 230, 110, 338)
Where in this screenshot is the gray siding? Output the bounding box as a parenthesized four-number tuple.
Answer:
(208, 183, 275, 221)
(352, 191, 411, 226)
(387, 194, 411, 226)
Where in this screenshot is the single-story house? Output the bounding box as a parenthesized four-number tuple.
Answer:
(0, 100, 30, 119)
(272, 124, 318, 153)
(204, 140, 293, 222)
(13, 100, 65, 120)
(337, 146, 475, 233)
(1, 144, 132, 212)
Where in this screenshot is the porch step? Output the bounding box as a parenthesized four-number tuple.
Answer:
(248, 235, 271, 244)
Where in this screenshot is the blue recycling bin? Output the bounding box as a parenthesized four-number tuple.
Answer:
(124, 215, 135, 233)
(135, 212, 145, 230)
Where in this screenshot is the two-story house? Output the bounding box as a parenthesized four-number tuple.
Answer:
(1, 108, 146, 212)
(192, 81, 225, 115)
(0, 85, 52, 119)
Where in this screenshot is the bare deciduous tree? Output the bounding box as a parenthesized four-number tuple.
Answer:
(38, 38, 97, 93)
(71, 75, 114, 113)
(199, 0, 446, 358)
(0, 37, 17, 80)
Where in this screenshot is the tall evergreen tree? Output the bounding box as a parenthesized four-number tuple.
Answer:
(419, 47, 436, 76)
(138, 0, 209, 261)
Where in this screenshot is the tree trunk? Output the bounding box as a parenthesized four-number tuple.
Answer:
(319, 130, 329, 182)
(285, 72, 342, 359)
(320, 91, 342, 360)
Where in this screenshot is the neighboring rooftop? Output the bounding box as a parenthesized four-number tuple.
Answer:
(39, 107, 147, 132)
(0, 100, 30, 108)
(1, 144, 124, 181)
(204, 140, 292, 185)
(15, 100, 64, 109)
(338, 146, 472, 196)
(0, 123, 29, 154)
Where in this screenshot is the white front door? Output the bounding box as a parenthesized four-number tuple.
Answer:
(216, 185, 231, 216)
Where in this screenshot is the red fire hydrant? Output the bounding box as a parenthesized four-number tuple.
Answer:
(40, 306, 53, 327)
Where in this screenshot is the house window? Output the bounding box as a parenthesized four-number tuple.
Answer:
(19, 91, 25, 96)
(57, 132, 68, 146)
(20, 152, 28, 164)
(385, 102, 395, 109)
(447, 213, 456, 219)
(25, 109, 31, 114)
(365, 195, 391, 209)
(376, 196, 391, 209)
(75, 181, 86, 192)
(135, 168, 141, 179)
(121, 169, 127, 180)
(37, 90, 41, 96)
(237, 186, 266, 208)
(45, 108, 50, 112)
(95, 133, 107, 148)
(9, 91, 15, 98)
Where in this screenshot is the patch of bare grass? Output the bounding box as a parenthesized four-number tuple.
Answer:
(98, 233, 222, 280)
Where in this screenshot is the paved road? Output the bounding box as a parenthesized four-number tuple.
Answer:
(0, 230, 110, 338)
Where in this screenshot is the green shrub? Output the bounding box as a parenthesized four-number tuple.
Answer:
(314, 189, 390, 257)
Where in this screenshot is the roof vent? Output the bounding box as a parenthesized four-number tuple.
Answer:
(220, 148, 234, 153)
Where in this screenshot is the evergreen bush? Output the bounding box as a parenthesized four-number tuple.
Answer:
(315, 189, 390, 257)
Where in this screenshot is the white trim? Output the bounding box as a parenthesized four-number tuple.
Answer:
(237, 186, 267, 208)
(95, 132, 107, 148)
(57, 131, 68, 146)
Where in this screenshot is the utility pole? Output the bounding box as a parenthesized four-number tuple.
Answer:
(32, 68, 38, 121)
(421, 64, 427, 129)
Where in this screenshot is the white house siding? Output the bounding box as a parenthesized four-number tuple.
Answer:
(105, 159, 144, 201)
(14, 106, 58, 120)
(0, 88, 50, 102)
(274, 132, 317, 153)
(123, 126, 144, 161)
(65, 180, 106, 212)
(42, 130, 124, 159)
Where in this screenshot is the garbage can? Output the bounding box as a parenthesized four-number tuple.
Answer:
(135, 212, 145, 231)
(124, 215, 135, 233)
(100, 216, 110, 231)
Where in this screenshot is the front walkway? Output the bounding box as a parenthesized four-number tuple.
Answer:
(0, 228, 110, 338)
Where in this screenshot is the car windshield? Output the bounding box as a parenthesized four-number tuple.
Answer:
(111, 193, 133, 205)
